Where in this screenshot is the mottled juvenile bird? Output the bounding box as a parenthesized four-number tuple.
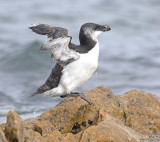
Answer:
(29, 23, 111, 104)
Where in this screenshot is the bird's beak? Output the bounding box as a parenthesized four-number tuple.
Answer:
(103, 25, 111, 32)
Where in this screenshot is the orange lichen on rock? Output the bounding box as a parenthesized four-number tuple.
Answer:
(0, 86, 160, 142)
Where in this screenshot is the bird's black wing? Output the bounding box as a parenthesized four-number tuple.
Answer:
(31, 63, 62, 96)
(29, 24, 68, 39)
(29, 24, 79, 62)
(31, 59, 74, 96)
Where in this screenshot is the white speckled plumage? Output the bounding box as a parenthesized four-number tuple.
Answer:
(40, 37, 79, 62)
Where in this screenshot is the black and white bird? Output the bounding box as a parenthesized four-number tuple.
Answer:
(29, 23, 111, 104)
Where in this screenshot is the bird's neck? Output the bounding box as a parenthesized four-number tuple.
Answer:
(79, 33, 97, 51)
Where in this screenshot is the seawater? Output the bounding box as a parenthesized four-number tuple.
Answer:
(0, 0, 160, 123)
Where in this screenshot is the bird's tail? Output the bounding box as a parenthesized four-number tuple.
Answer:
(30, 83, 52, 97)
(30, 91, 39, 97)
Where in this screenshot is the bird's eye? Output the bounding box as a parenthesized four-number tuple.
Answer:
(94, 27, 98, 30)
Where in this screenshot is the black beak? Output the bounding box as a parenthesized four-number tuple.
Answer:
(103, 25, 111, 32)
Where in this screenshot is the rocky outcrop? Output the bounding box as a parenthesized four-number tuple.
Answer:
(0, 86, 160, 142)
(118, 90, 160, 133)
(4, 110, 24, 142)
(0, 127, 7, 142)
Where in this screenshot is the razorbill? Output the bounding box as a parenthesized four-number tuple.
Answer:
(29, 23, 111, 104)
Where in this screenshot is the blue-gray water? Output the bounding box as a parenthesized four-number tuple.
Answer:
(0, 0, 160, 123)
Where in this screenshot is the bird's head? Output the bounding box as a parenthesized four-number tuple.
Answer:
(80, 22, 111, 40)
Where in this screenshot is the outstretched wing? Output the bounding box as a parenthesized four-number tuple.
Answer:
(29, 24, 68, 39)
(29, 24, 79, 62)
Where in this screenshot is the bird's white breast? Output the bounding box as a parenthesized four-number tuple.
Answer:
(59, 42, 99, 93)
